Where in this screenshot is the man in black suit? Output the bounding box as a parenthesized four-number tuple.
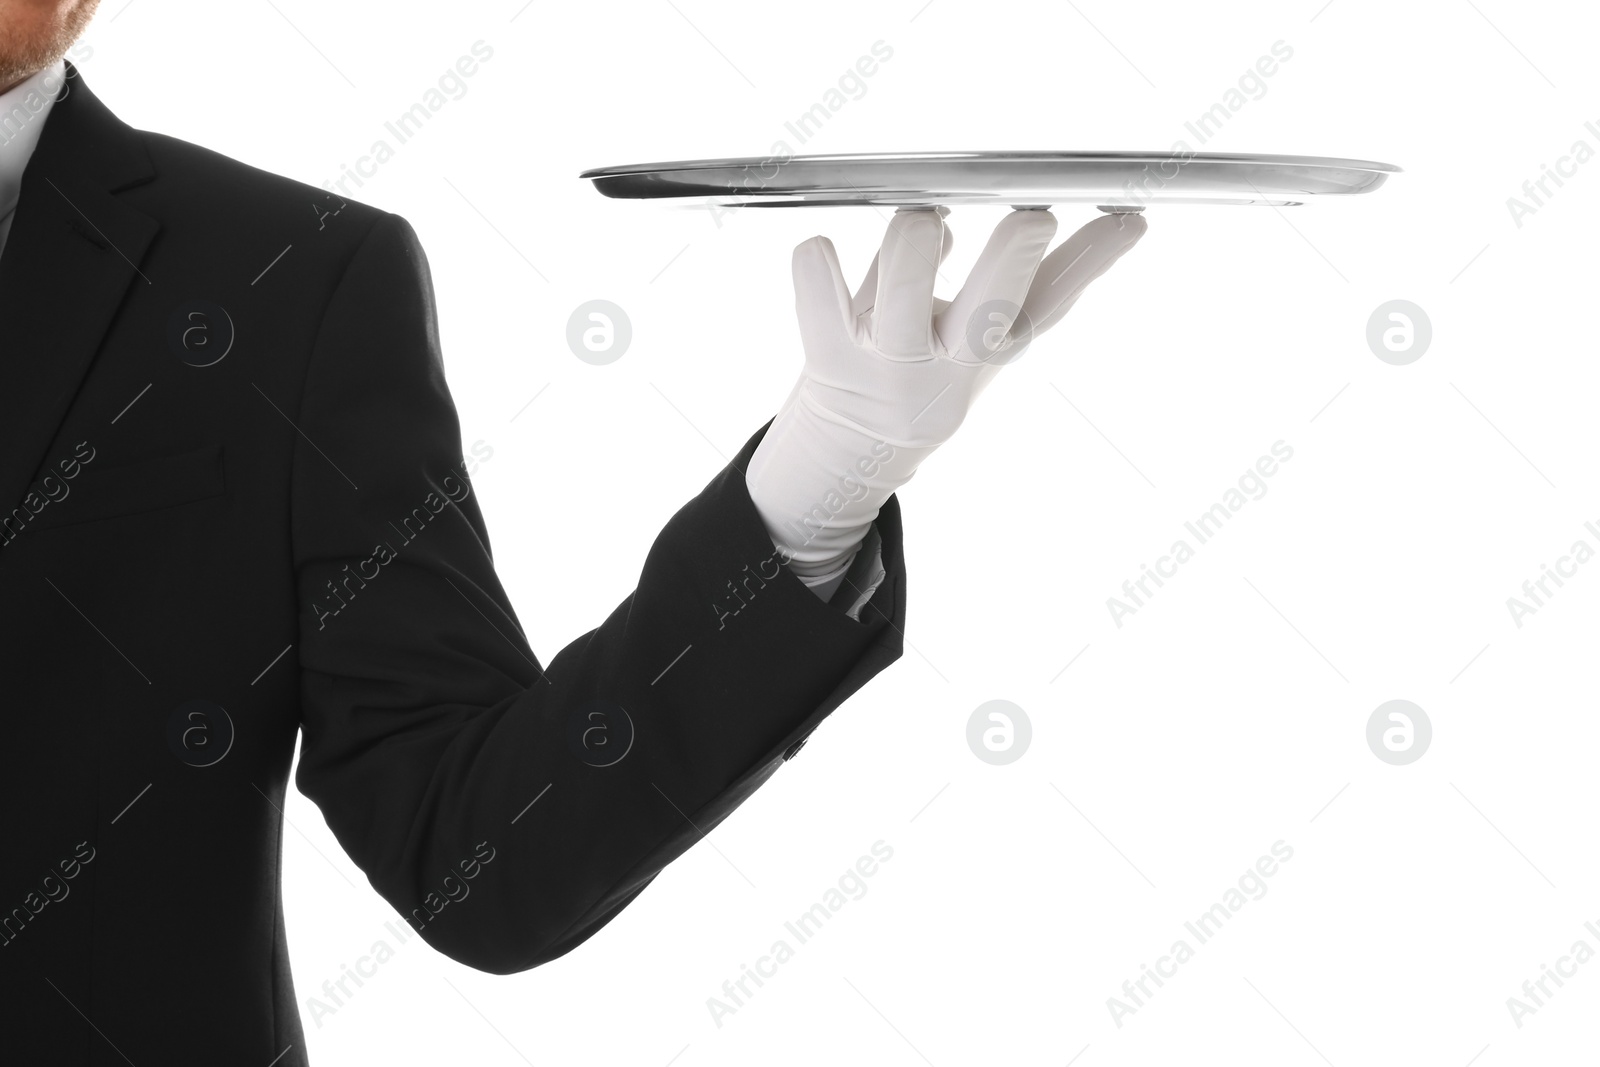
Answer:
(0, 3, 1143, 1061)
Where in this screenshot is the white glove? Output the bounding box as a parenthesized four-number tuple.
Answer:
(746, 206, 1148, 585)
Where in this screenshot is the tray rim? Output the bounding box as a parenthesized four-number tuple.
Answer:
(578, 150, 1404, 181)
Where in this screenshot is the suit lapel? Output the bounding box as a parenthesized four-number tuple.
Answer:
(0, 60, 157, 518)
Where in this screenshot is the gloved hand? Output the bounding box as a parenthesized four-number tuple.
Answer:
(745, 206, 1148, 587)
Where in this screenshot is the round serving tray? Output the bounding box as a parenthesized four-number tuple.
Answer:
(580, 151, 1399, 209)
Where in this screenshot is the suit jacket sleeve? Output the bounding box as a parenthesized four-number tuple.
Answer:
(290, 212, 906, 974)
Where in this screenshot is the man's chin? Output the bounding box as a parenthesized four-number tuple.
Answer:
(0, 0, 99, 94)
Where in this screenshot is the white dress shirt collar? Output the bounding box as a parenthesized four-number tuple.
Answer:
(0, 58, 68, 255)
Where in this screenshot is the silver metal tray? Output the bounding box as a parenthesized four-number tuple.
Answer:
(580, 151, 1399, 208)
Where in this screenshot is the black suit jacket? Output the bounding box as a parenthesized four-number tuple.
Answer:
(0, 63, 905, 1064)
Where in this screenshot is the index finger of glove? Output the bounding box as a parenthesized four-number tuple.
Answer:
(872, 207, 948, 357)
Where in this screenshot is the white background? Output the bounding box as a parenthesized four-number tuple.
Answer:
(77, 0, 1600, 1063)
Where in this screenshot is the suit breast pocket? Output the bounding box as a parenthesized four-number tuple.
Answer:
(26, 444, 227, 533)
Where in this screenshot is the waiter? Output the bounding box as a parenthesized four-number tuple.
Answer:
(0, 0, 1146, 1060)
